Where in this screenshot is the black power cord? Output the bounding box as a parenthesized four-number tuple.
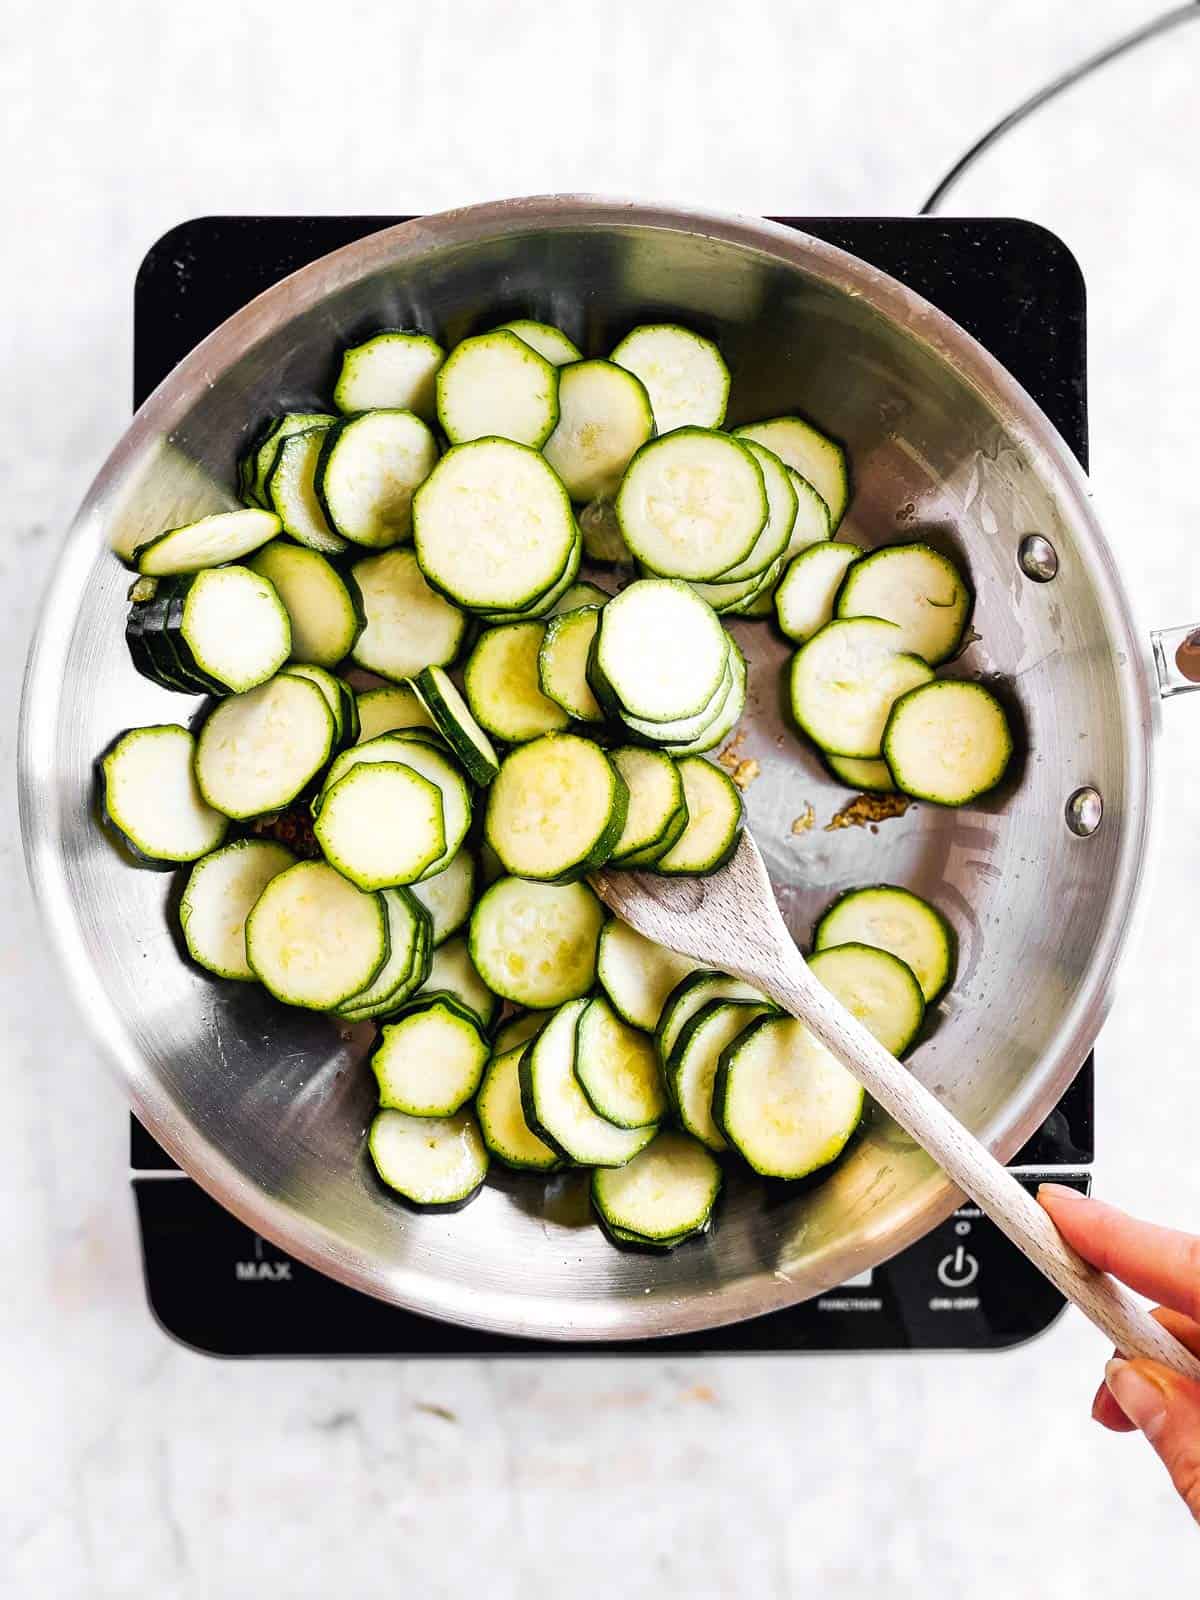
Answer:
(920, 2, 1200, 214)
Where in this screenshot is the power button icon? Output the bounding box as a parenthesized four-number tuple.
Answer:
(936, 1245, 979, 1289)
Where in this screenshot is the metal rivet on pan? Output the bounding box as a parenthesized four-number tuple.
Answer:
(1066, 787, 1103, 836)
(1018, 534, 1058, 582)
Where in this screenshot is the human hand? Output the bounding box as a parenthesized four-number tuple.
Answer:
(1038, 1183, 1200, 1524)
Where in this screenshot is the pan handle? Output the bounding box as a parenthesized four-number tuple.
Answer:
(1151, 626, 1200, 697)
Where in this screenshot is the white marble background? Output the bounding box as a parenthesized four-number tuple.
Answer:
(4, 1, 1200, 1591)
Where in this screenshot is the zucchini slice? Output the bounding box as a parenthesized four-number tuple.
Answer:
(409, 846, 475, 946)
(575, 994, 668, 1129)
(414, 438, 577, 612)
(316, 410, 439, 548)
(732, 416, 850, 531)
(836, 542, 972, 665)
(595, 919, 700, 1030)
(368, 1107, 488, 1209)
(883, 680, 1013, 805)
(714, 441, 798, 582)
(594, 578, 728, 723)
(476, 1044, 561, 1172)
(714, 1014, 864, 1180)
(436, 330, 559, 448)
(166, 566, 291, 694)
(655, 756, 742, 875)
(495, 319, 581, 367)
(412, 665, 501, 784)
(656, 969, 769, 1064)
(371, 996, 490, 1117)
(616, 429, 766, 580)
(279, 664, 355, 750)
(334, 888, 432, 1020)
(315, 761, 446, 889)
(668, 992, 771, 1145)
(578, 497, 631, 564)
(264, 426, 348, 556)
(788, 617, 934, 759)
(825, 754, 896, 794)
(408, 934, 499, 1030)
(194, 674, 336, 820)
(551, 579, 610, 614)
(543, 360, 655, 501)
(807, 942, 926, 1056)
(99, 725, 228, 867)
(247, 541, 364, 667)
(813, 884, 955, 1005)
(492, 1010, 551, 1055)
(318, 732, 471, 875)
(464, 621, 571, 742)
(474, 533, 582, 624)
(686, 569, 776, 615)
(356, 683, 436, 741)
(592, 1129, 722, 1244)
(133, 508, 281, 576)
(178, 837, 296, 981)
(469, 876, 604, 1007)
(350, 547, 466, 681)
(245, 413, 335, 510)
(657, 640, 747, 757)
(607, 747, 687, 866)
(537, 606, 604, 722)
(782, 470, 834, 556)
(333, 332, 444, 421)
(610, 323, 729, 433)
(485, 734, 628, 881)
(774, 541, 863, 643)
(724, 571, 781, 618)
(519, 999, 657, 1167)
(245, 860, 388, 1010)
(617, 646, 733, 746)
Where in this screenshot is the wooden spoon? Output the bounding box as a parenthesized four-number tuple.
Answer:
(591, 830, 1200, 1379)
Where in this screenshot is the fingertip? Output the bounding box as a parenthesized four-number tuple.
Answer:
(1092, 1381, 1137, 1431)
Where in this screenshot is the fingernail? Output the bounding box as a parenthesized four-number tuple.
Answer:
(1105, 1359, 1169, 1440)
(1038, 1182, 1086, 1202)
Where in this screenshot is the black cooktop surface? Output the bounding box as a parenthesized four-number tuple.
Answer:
(132, 214, 1092, 1357)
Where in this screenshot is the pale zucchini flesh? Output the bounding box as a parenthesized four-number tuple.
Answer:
(825, 754, 896, 794)
(356, 683, 436, 741)
(465, 621, 571, 742)
(279, 664, 353, 748)
(714, 440, 798, 582)
(813, 884, 956, 1005)
(575, 995, 668, 1129)
(410, 847, 476, 946)
(334, 332, 444, 421)
(100, 725, 228, 866)
(408, 934, 499, 1030)
(319, 732, 471, 876)
(836, 542, 972, 665)
(469, 877, 604, 1006)
(543, 359, 655, 501)
(657, 641, 747, 757)
(883, 680, 1013, 805)
(591, 1130, 722, 1245)
(247, 413, 336, 510)
(732, 416, 850, 530)
(617, 645, 733, 745)
(607, 747, 687, 864)
(788, 617, 935, 759)
(174, 565, 291, 693)
(246, 860, 388, 1010)
(495, 319, 581, 367)
(616, 429, 766, 580)
(537, 605, 604, 722)
(654, 755, 742, 874)
(485, 733, 627, 881)
(807, 942, 926, 1057)
(248, 540, 363, 666)
(368, 1107, 488, 1209)
(315, 761, 446, 889)
(610, 324, 729, 434)
(475, 534, 582, 624)
(775, 541, 863, 644)
(715, 1014, 864, 1180)
(179, 838, 295, 980)
(413, 439, 577, 611)
(594, 579, 728, 722)
(350, 548, 466, 681)
(595, 919, 700, 1030)
(783, 470, 834, 555)
(194, 675, 336, 820)
(656, 970, 769, 1064)
(317, 409, 439, 548)
(492, 1010, 551, 1055)
(264, 427, 348, 555)
(134, 508, 281, 576)
(519, 999, 657, 1167)
(476, 1045, 560, 1171)
(372, 996, 490, 1116)
(436, 330, 559, 448)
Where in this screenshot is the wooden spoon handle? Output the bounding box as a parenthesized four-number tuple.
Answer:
(758, 951, 1200, 1382)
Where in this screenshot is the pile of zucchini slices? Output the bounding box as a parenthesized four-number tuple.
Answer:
(101, 315, 991, 1243)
